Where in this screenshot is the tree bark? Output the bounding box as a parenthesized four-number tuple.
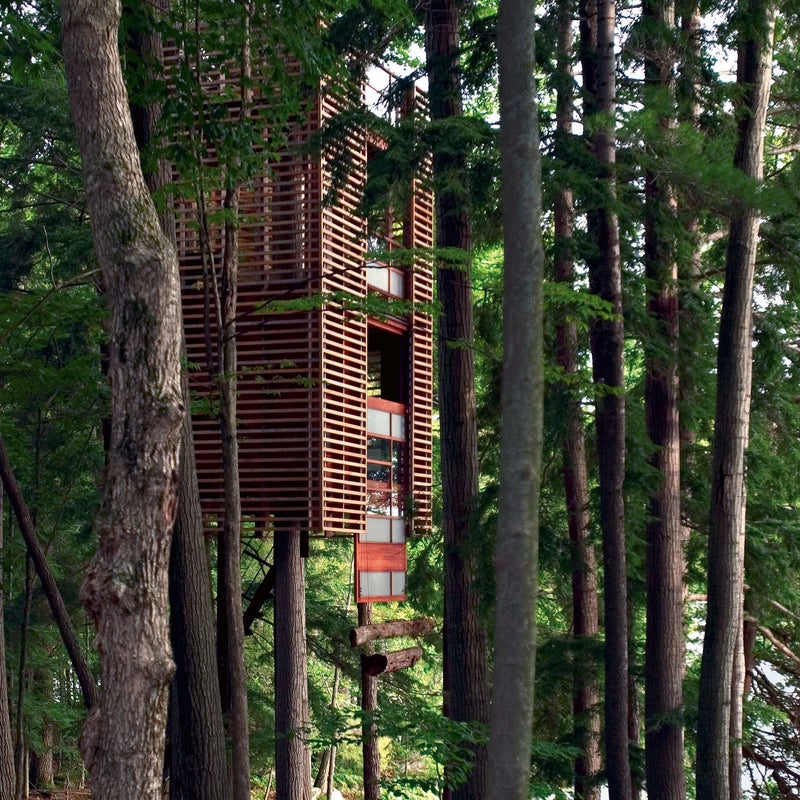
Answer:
(274, 526, 311, 800)
(553, 5, 601, 798)
(641, 2, 686, 798)
(29, 671, 55, 791)
(359, 603, 381, 800)
(696, 5, 774, 800)
(424, 4, 489, 797)
(0, 486, 14, 799)
(487, 2, 544, 799)
(13, 558, 32, 800)
(580, 0, 632, 796)
(169, 396, 228, 800)
(0, 434, 98, 709)
(351, 618, 436, 647)
(60, 2, 185, 798)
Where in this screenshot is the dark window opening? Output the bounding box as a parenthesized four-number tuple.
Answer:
(367, 327, 407, 403)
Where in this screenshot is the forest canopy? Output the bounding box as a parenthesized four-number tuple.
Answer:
(1, 1, 800, 800)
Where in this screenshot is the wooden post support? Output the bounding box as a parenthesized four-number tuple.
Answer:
(350, 618, 436, 648)
(361, 647, 423, 677)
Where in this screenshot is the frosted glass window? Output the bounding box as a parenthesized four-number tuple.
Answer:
(367, 265, 390, 293)
(391, 519, 406, 543)
(367, 408, 391, 437)
(391, 413, 406, 439)
(389, 270, 405, 298)
(392, 571, 406, 595)
(360, 571, 392, 598)
(363, 516, 392, 543)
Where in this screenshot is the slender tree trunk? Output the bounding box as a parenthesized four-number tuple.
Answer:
(359, 603, 381, 800)
(580, 0, 631, 796)
(210, 12, 253, 797)
(553, 6, 601, 798)
(274, 525, 311, 800)
(696, 5, 774, 800)
(0, 487, 15, 799)
(13, 558, 32, 800)
(641, 2, 686, 799)
(487, 2, 544, 799)
(61, 2, 185, 798)
(424, 5, 489, 798)
(0, 435, 98, 709)
(217, 141, 251, 800)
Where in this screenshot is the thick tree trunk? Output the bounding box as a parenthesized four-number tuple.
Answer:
(0, 487, 14, 799)
(274, 526, 311, 800)
(580, 0, 632, 797)
(169, 397, 228, 800)
(554, 6, 601, 798)
(0, 435, 98, 709)
(29, 672, 55, 790)
(487, 2, 544, 799)
(61, 2, 185, 798)
(641, 2, 686, 799)
(359, 603, 381, 800)
(696, 6, 774, 800)
(424, 4, 489, 797)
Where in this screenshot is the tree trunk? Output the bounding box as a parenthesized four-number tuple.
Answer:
(696, 5, 774, 800)
(487, 2, 544, 799)
(217, 146, 251, 800)
(208, 13, 253, 796)
(274, 526, 311, 800)
(169, 397, 228, 800)
(0, 487, 16, 799)
(553, 5, 601, 798)
(359, 603, 381, 800)
(14, 558, 32, 800)
(29, 671, 55, 791)
(579, 0, 632, 796)
(641, 2, 686, 799)
(60, 2, 185, 798)
(424, 4, 489, 797)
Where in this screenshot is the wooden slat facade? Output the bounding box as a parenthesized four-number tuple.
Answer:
(170, 54, 433, 572)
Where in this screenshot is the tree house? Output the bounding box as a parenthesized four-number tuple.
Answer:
(172, 66, 434, 603)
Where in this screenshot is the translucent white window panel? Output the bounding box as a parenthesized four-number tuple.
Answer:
(391, 519, 406, 543)
(363, 516, 392, 543)
(391, 413, 406, 439)
(392, 571, 406, 596)
(367, 265, 390, 293)
(360, 571, 392, 599)
(389, 270, 405, 298)
(367, 408, 391, 436)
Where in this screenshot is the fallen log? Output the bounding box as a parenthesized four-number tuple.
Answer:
(361, 647, 423, 677)
(350, 618, 435, 648)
